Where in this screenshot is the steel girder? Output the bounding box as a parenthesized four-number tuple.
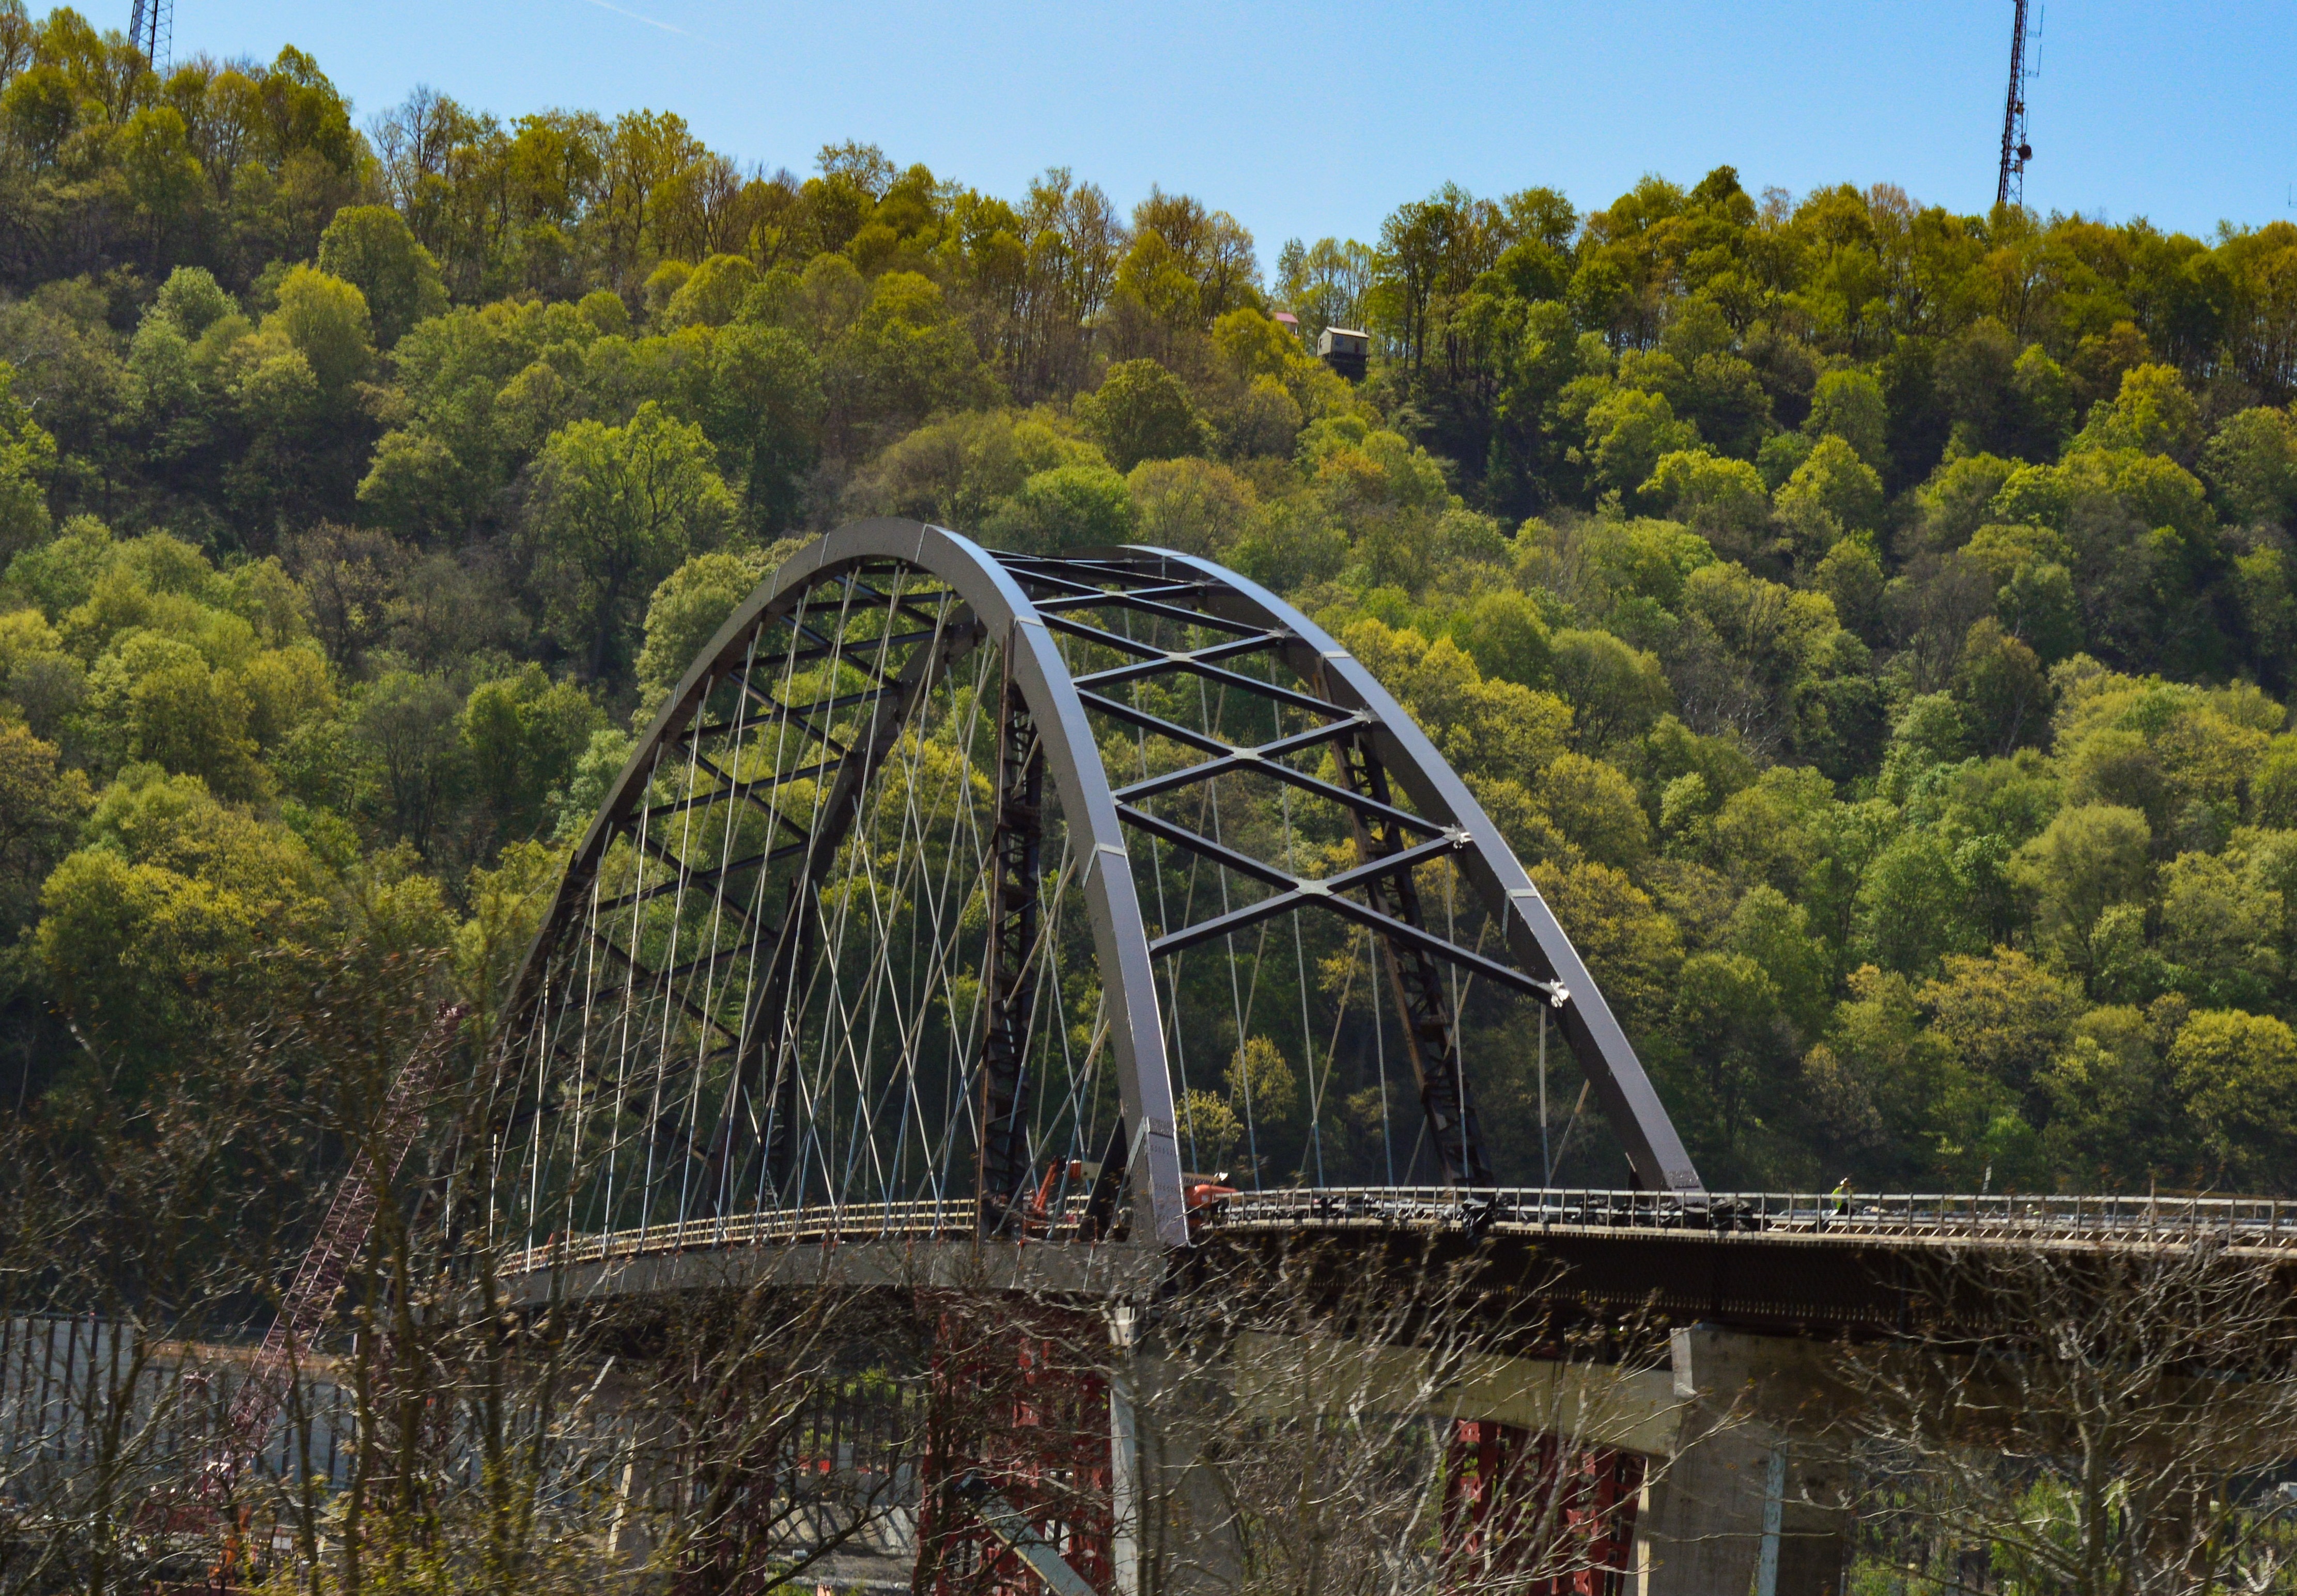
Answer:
(494, 519, 1701, 1268)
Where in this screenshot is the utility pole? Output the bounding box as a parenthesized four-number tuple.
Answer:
(1996, 0, 2035, 209)
(126, 0, 170, 71)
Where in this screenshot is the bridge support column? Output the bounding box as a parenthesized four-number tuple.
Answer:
(917, 1302, 1116, 1596)
(1442, 1418, 1644, 1591)
(1633, 1327, 1851, 1596)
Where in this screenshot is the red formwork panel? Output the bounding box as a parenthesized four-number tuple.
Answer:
(918, 1304, 1114, 1596)
(1442, 1420, 1643, 1596)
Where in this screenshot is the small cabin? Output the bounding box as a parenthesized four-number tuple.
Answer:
(1317, 325, 1369, 382)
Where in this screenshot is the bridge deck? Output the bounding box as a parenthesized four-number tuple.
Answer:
(507, 1187, 2297, 1329)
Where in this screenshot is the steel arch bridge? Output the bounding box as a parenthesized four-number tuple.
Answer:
(488, 519, 1702, 1276)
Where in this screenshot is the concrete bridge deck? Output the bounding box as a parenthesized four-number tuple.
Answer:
(506, 1184, 2297, 1332)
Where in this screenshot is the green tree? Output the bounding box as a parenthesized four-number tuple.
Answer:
(0, 719, 91, 936)
(2168, 1008, 2297, 1189)
(1953, 618, 2052, 756)
(1579, 388, 1696, 499)
(265, 265, 375, 394)
(635, 550, 772, 696)
(1449, 589, 1551, 690)
(1128, 457, 1257, 558)
(1773, 434, 1884, 565)
(2013, 804, 2153, 981)
(1077, 359, 1214, 471)
(0, 361, 57, 562)
(2074, 362, 2202, 461)
(1803, 367, 1888, 471)
(1535, 750, 1649, 868)
(524, 401, 735, 679)
(459, 665, 604, 844)
(1548, 628, 1668, 754)
(317, 205, 448, 347)
(984, 462, 1135, 555)
(2200, 406, 2297, 526)
(699, 322, 824, 537)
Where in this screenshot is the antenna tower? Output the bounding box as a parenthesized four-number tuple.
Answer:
(126, 0, 170, 71)
(1995, 0, 2036, 209)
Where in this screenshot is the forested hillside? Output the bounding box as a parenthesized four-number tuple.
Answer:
(7, 1, 2297, 1194)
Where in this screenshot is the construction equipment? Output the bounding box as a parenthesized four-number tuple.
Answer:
(209, 1003, 468, 1495)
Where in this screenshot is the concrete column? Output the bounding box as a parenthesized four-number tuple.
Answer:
(1636, 1426, 1771, 1596)
(1635, 1327, 1853, 1596)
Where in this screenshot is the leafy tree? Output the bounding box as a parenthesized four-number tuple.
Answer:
(984, 461, 1135, 554)
(2014, 804, 2153, 982)
(460, 665, 604, 845)
(1128, 457, 1256, 558)
(0, 359, 56, 561)
(1536, 750, 1649, 868)
(36, 765, 334, 1084)
(524, 401, 734, 678)
(635, 549, 772, 696)
(2074, 363, 2202, 462)
(2200, 406, 2297, 526)
(317, 205, 447, 347)
(1549, 627, 1668, 753)
(1668, 950, 1788, 1168)
(699, 322, 824, 536)
(1773, 434, 1884, 565)
(266, 265, 375, 394)
(1077, 359, 1214, 471)
(1643, 448, 1769, 556)
(0, 719, 90, 934)
(1448, 588, 1551, 690)
(2168, 1008, 2297, 1188)
(1579, 387, 1695, 498)
(1804, 367, 1888, 471)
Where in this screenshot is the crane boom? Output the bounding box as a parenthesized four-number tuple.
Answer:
(211, 1003, 468, 1489)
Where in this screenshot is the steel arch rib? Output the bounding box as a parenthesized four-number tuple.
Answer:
(502, 519, 1191, 1248)
(1099, 544, 1704, 1196)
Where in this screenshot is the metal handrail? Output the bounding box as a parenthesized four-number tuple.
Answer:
(502, 1186, 2295, 1278)
(1202, 1186, 2293, 1243)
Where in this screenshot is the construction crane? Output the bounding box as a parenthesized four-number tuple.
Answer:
(1996, 0, 2037, 209)
(149, 1000, 466, 1595)
(126, 0, 170, 70)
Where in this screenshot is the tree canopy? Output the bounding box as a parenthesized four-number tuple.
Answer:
(10, 4, 2297, 1195)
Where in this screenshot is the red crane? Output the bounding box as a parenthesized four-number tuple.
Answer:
(209, 1004, 468, 1496)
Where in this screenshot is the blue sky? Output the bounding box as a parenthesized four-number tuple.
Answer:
(167, 0, 2295, 253)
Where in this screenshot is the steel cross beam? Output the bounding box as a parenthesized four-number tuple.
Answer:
(1044, 546, 1704, 1196)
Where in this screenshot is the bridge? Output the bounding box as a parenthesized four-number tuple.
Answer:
(458, 520, 2297, 1594)
(9, 522, 2277, 1594)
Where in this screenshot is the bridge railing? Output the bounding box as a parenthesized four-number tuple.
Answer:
(499, 1186, 2297, 1277)
(1202, 1186, 2297, 1245)
(506, 1196, 1106, 1275)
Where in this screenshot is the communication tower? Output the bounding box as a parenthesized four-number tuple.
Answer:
(127, 0, 170, 71)
(1996, 0, 2038, 209)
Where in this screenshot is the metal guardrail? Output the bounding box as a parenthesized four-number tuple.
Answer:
(504, 1187, 2297, 1278)
(1201, 1186, 2297, 1244)
(507, 1197, 1102, 1275)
